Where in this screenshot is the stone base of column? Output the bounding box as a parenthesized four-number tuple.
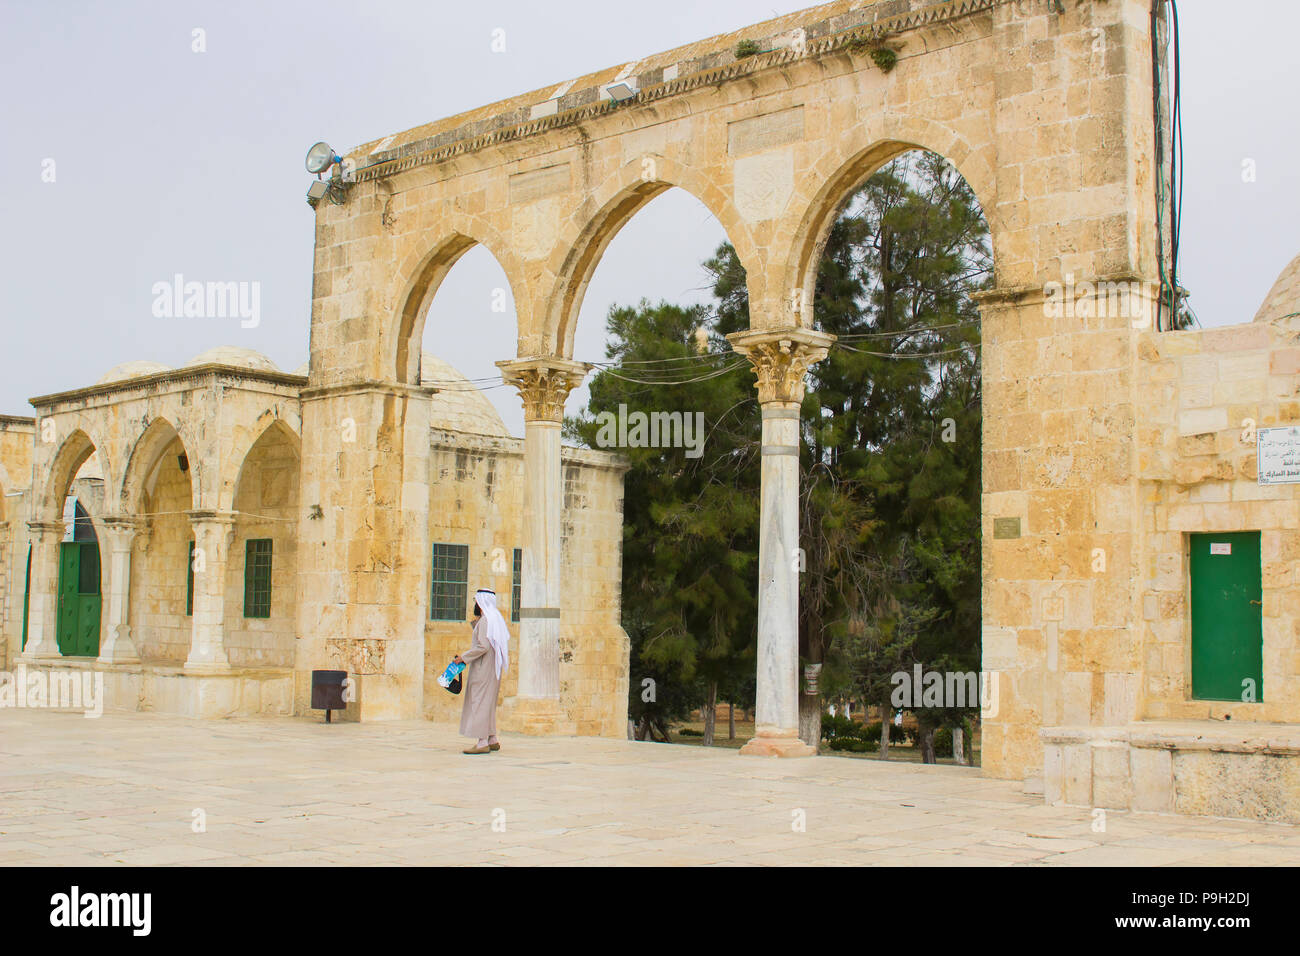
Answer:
(20, 645, 63, 661)
(183, 658, 233, 675)
(500, 696, 577, 736)
(739, 731, 817, 758)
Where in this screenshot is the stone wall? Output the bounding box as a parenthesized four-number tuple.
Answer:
(130, 436, 192, 663)
(0, 416, 35, 668)
(1137, 316, 1300, 723)
(227, 424, 300, 669)
(421, 431, 629, 737)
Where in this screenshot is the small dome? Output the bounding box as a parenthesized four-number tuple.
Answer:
(420, 352, 509, 437)
(182, 347, 280, 374)
(97, 361, 171, 385)
(1254, 254, 1300, 324)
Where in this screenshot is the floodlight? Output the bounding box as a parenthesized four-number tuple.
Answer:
(306, 141, 341, 174)
(604, 81, 637, 102)
(306, 179, 330, 208)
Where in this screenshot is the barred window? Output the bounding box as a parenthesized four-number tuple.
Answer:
(511, 548, 522, 623)
(430, 543, 469, 621)
(243, 538, 273, 619)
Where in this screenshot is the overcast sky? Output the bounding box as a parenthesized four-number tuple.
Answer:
(2, 0, 1297, 436)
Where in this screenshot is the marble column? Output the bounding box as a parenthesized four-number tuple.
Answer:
(21, 520, 65, 659)
(185, 510, 236, 671)
(496, 356, 590, 732)
(726, 328, 834, 757)
(97, 518, 141, 664)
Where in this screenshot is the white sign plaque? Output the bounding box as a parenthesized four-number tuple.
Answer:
(1210, 542, 1231, 555)
(1258, 426, 1300, 485)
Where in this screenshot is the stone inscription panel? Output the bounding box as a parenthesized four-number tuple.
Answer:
(1258, 425, 1300, 485)
(727, 105, 804, 156)
(509, 163, 571, 205)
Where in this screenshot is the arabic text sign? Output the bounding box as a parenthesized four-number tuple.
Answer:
(1258, 426, 1300, 485)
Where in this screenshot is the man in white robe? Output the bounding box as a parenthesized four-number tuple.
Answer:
(454, 588, 509, 754)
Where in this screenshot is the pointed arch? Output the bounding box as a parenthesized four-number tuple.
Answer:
(778, 125, 999, 330)
(119, 417, 197, 516)
(544, 156, 763, 359)
(392, 220, 531, 386)
(40, 428, 109, 523)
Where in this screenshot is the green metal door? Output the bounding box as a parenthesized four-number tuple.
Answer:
(55, 541, 101, 657)
(21, 544, 31, 651)
(1190, 531, 1263, 702)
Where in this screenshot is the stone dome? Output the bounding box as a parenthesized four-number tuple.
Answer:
(1254, 254, 1300, 324)
(420, 352, 509, 437)
(96, 361, 172, 385)
(182, 347, 280, 373)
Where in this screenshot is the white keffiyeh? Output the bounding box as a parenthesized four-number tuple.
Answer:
(475, 589, 510, 680)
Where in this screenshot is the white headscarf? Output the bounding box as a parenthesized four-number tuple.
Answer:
(475, 589, 510, 680)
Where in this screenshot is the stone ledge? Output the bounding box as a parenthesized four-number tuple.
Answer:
(1043, 720, 1300, 755)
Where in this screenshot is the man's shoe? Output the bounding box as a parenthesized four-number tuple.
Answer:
(489, 742, 501, 752)
(462, 746, 490, 755)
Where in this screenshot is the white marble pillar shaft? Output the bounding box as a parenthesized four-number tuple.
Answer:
(21, 521, 64, 659)
(754, 402, 802, 738)
(518, 418, 562, 700)
(98, 520, 141, 663)
(186, 512, 235, 671)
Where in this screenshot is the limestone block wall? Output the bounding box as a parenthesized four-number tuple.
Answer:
(558, 451, 631, 737)
(1136, 317, 1300, 723)
(226, 424, 300, 668)
(129, 436, 193, 662)
(421, 431, 628, 736)
(0, 416, 35, 668)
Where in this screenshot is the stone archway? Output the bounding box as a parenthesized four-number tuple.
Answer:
(300, 0, 1166, 779)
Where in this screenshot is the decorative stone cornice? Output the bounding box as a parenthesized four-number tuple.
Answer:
(352, 0, 1011, 183)
(497, 357, 592, 423)
(726, 328, 836, 405)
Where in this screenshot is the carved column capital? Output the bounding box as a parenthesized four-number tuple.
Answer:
(726, 328, 836, 405)
(27, 519, 65, 541)
(496, 356, 592, 423)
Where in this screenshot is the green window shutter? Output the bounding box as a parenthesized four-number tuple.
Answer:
(430, 543, 469, 621)
(186, 540, 195, 616)
(511, 548, 522, 623)
(243, 538, 273, 619)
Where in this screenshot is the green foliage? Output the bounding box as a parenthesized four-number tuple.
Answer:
(734, 39, 761, 58)
(567, 300, 761, 725)
(827, 737, 871, 753)
(870, 48, 897, 72)
(571, 150, 990, 736)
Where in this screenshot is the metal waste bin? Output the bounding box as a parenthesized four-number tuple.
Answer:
(311, 669, 348, 723)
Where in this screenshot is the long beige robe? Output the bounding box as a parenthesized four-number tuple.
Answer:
(458, 616, 500, 738)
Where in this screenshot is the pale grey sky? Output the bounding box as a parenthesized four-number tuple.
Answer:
(2, 0, 1297, 436)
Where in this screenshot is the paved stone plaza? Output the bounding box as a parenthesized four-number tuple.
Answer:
(1, 710, 1296, 866)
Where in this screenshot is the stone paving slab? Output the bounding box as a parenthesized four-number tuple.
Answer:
(1, 709, 1296, 866)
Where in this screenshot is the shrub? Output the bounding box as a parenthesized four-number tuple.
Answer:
(820, 714, 862, 740)
(677, 727, 703, 737)
(827, 737, 871, 753)
(933, 726, 953, 757)
(735, 39, 761, 59)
